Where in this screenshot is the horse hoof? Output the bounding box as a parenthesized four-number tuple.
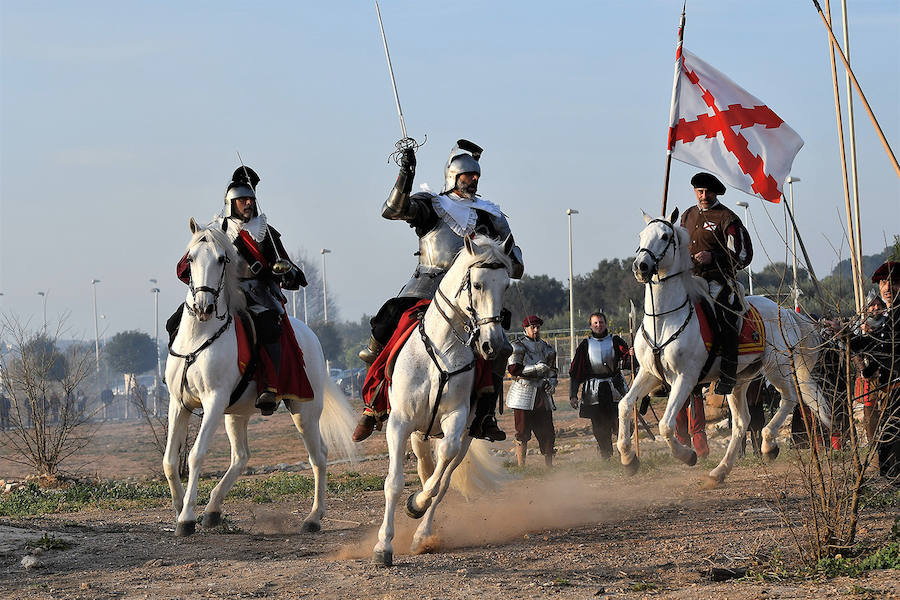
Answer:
(372, 549, 393, 567)
(685, 451, 698, 467)
(301, 521, 321, 533)
(623, 456, 641, 476)
(175, 521, 196, 537)
(764, 446, 780, 462)
(701, 475, 721, 489)
(405, 493, 431, 519)
(201, 512, 221, 528)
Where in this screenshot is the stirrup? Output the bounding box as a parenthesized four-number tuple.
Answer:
(358, 337, 385, 365)
(255, 391, 278, 416)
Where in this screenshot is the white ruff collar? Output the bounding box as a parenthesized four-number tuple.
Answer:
(213, 212, 268, 243)
(431, 193, 503, 236)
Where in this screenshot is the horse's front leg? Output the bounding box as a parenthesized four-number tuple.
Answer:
(176, 394, 228, 537)
(617, 368, 661, 474)
(657, 376, 701, 466)
(410, 431, 436, 487)
(202, 413, 251, 528)
(290, 401, 328, 532)
(373, 414, 413, 567)
(709, 382, 750, 484)
(163, 392, 191, 520)
(410, 429, 472, 554)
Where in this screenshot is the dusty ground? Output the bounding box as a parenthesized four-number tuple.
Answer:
(1, 393, 898, 599)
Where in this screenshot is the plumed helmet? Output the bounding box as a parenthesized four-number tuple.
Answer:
(224, 166, 259, 218)
(441, 139, 483, 194)
(690, 172, 726, 195)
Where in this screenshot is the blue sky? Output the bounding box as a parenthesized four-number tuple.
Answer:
(1, 0, 898, 339)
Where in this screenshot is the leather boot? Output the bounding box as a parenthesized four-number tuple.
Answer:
(544, 453, 553, 468)
(358, 335, 384, 365)
(469, 393, 506, 442)
(255, 391, 278, 416)
(715, 355, 738, 396)
(515, 441, 527, 467)
(352, 414, 378, 442)
(714, 302, 740, 396)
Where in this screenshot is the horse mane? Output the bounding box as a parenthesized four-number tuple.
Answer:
(452, 234, 515, 273)
(185, 225, 247, 314)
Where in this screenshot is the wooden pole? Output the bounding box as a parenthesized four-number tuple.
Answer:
(662, 4, 686, 216)
(840, 0, 865, 297)
(813, 0, 900, 180)
(824, 0, 862, 312)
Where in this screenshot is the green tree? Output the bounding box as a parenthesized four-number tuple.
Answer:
(309, 321, 343, 367)
(104, 331, 157, 376)
(506, 274, 567, 325)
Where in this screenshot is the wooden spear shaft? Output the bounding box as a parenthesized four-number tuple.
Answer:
(661, 4, 686, 216)
(813, 0, 900, 179)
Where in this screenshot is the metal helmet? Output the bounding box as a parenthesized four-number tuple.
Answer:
(224, 166, 259, 219)
(441, 139, 483, 194)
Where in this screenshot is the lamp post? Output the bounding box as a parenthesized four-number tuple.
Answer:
(91, 279, 101, 372)
(150, 280, 161, 413)
(734, 202, 753, 295)
(566, 209, 579, 360)
(320, 249, 332, 322)
(786, 176, 801, 311)
(36, 291, 47, 331)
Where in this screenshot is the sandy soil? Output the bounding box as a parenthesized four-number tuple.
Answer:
(1, 394, 898, 599)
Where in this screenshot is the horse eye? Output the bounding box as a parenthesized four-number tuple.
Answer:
(473, 282, 483, 291)
(186, 256, 193, 263)
(661, 233, 669, 241)
(217, 256, 225, 264)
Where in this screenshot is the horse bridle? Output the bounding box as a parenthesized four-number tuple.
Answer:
(184, 238, 231, 321)
(635, 218, 685, 283)
(432, 261, 507, 348)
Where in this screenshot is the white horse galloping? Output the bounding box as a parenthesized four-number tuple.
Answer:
(163, 219, 357, 536)
(617, 210, 829, 484)
(373, 235, 515, 567)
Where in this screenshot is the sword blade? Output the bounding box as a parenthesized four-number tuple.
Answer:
(375, 1, 408, 140)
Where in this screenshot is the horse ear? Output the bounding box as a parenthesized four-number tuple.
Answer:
(669, 207, 680, 224)
(189, 217, 199, 233)
(464, 235, 477, 256)
(502, 234, 515, 256)
(641, 210, 652, 224)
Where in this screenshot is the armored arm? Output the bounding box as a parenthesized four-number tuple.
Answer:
(381, 148, 419, 221)
(490, 214, 525, 278)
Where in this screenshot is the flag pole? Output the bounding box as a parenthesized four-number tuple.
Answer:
(812, 0, 900, 180)
(822, 0, 862, 311)
(661, 2, 686, 216)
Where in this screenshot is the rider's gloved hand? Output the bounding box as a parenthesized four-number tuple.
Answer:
(280, 267, 307, 290)
(400, 148, 416, 174)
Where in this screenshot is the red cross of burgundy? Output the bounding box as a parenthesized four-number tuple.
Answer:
(670, 67, 784, 202)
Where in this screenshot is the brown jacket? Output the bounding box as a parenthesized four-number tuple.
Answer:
(681, 203, 752, 283)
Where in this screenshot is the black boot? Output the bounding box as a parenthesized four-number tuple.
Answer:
(469, 393, 506, 442)
(714, 303, 740, 396)
(255, 391, 278, 416)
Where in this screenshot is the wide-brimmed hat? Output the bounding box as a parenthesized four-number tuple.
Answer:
(871, 261, 900, 283)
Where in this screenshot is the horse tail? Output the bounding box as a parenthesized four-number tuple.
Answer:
(319, 376, 360, 466)
(784, 309, 832, 430)
(450, 439, 513, 500)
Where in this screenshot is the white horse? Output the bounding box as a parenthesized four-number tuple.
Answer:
(372, 235, 515, 567)
(617, 210, 830, 484)
(163, 219, 358, 536)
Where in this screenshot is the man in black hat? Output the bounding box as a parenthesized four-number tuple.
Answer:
(680, 172, 753, 395)
(850, 260, 900, 482)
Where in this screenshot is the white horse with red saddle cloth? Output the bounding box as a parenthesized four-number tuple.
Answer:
(372, 235, 515, 567)
(618, 210, 829, 484)
(163, 219, 357, 536)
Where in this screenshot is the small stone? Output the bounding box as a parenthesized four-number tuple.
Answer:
(21, 555, 44, 569)
(80, 583, 91, 590)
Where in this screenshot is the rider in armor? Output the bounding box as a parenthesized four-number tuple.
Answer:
(354, 140, 524, 442)
(173, 166, 307, 415)
(507, 316, 558, 467)
(568, 312, 630, 458)
(680, 172, 753, 396)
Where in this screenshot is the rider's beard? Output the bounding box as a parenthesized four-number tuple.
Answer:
(455, 180, 478, 199)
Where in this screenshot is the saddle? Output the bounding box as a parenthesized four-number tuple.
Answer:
(695, 300, 765, 356)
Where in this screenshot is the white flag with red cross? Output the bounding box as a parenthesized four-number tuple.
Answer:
(667, 48, 803, 203)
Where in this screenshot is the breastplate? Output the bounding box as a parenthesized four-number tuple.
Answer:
(520, 337, 556, 367)
(418, 219, 464, 269)
(587, 336, 616, 377)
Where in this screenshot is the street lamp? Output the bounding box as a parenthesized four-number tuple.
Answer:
(320, 249, 332, 322)
(734, 202, 753, 295)
(36, 291, 47, 331)
(566, 209, 579, 360)
(150, 280, 161, 412)
(91, 279, 101, 372)
(786, 176, 801, 311)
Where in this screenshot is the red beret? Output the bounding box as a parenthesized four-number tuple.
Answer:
(871, 261, 900, 283)
(522, 315, 543, 328)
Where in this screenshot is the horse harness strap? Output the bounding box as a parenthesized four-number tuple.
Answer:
(168, 314, 234, 408)
(417, 317, 475, 441)
(641, 301, 694, 388)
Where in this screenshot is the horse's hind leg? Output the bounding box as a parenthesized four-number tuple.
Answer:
(708, 382, 750, 484)
(290, 402, 328, 533)
(163, 395, 191, 521)
(764, 365, 802, 461)
(410, 431, 436, 487)
(203, 413, 251, 528)
(177, 396, 228, 536)
(374, 416, 413, 567)
(410, 434, 472, 554)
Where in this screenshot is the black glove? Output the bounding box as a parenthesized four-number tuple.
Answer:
(280, 267, 307, 290)
(400, 148, 416, 173)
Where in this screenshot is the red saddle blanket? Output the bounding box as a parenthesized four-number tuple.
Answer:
(235, 314, 314, 403)
(362, 299, 493, 419)
(696, 302, 765, 356)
